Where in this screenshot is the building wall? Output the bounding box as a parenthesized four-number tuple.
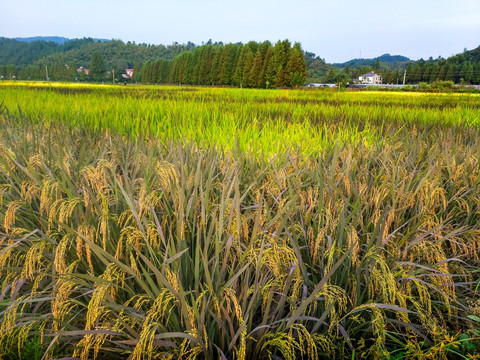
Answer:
(359, 75, 382, 84)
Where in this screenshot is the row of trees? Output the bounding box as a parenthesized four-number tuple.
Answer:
(0, 53, 106, 82)
(0, 37, 94, 67)
(36, 39, 197, 70)
(400, 59, 480, 84)
(318, 59, 480, 85)
(134, 40, 307, 88)
(1, 40, 307, 88)
(325, 46, 480, 85)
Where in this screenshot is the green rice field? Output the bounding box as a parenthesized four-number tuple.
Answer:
(0, 82, 479, 359)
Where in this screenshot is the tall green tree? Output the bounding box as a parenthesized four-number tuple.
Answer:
(242, 50, 255, 88)
(445, 63, 455, 81)
(219, 44, 239, 85)
(405, 62, 413, 84)
(262, 47, 275, 88)
(271, 40, 291, 87)
(465, 64, 474, 84)
(430, 63, 440, 82)
(285, 42, 307, 87)
(132, 63, 142, 82)
(90, 52, 105, 81)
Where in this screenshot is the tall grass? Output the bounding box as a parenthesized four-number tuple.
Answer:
(0, 84, 479, 359)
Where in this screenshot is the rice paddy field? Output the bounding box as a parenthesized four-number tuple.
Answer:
(0, 81, 479, 359)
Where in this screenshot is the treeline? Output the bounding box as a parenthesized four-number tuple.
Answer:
(0, 37, 94, 67)
(135, 40, 307, 88)
(0, 38, 198, 81)
(333, 53, 410, 69)
(0, 63, 82, 82)
(324, 46, 480, 85)
(0, 39, 307, 88)
(400, 51, 480, 84)
(304, 52, 335, 83)
(36, 39, 197, 69)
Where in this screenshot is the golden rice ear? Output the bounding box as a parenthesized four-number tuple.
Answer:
(1, 84, 480, 359)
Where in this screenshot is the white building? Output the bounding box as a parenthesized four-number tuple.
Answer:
(358, 72, 382, 84)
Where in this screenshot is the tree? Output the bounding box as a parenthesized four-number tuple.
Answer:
(219, 44, 239, 85)
(90, 52, 105, 81)
(422, 65, 431, 83)
(413, 63, 422, 83)
(333, 72, 350, 89)
(405, 62, 413, 84)
(285, 42, 307, 87)
(249, 50, 264, 88)
(132, 63, 142, 82)
(233, 45, 247, 86)
(242, 50, 255, 88)
(430, 63, 440, 82)
(445, 63, 455, 82)
(383, 69, 394, 84)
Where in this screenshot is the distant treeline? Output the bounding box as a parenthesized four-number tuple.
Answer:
(0, 37, 197, 69)
(0, 37, 94, 67)
(1, 35, 478, 85)
(0, 39, 307, 88)
(324, 47, 480, 85)
(400, 54, 480, 85)
(134, 40, 307, 87)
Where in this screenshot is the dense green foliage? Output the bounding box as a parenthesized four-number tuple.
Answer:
(1, 36, 479, 84)
(0, 37, 94, 67)
(398, 51, 480, 85)
(90, 53, 105, 81)
(0, 83, 479, 359)
(0, 38, 197, 82)
(333, 53, 410, 69)
(137, 40, 307, 87)
(328, 47, 480, 85)
(0, 38, 306, 87)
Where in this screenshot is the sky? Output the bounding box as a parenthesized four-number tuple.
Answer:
(1, 0, 479, 63)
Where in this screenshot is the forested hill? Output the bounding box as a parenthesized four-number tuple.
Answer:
(13, 36, 109, 44)
(0, 37, 96, 67)
(37, 40, 198, 69)
(0, 38, 307, 88)
(14, 36, 71, 44)
(446, 46, 480, 66)
(333, 54, 410, 69)
(0, 37, 198, 69)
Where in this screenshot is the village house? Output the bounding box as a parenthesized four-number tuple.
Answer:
(123, 69, 134, 79)
(358, 72, 382, 84)
(77, 67, 90, 76)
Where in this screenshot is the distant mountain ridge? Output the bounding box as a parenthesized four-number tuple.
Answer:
(14, 36, 110, 44)
(333, 53, 410, 68)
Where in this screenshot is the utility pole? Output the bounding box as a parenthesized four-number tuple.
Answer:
(45, 65, 49, 81)
(403, 69, 406, 86)
(112, 68, 115, 84)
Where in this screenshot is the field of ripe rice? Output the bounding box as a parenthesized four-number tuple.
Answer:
(0, 82, 479, 359)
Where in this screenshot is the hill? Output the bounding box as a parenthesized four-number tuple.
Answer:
(36, 39, 197, 69)
(333, 53, 410, 69)
(14, 36, 70, 44)
(0, 37, 100, 67)
(14, 36, 109, 44)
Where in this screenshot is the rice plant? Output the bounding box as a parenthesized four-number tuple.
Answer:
(0, 83, 479, 359)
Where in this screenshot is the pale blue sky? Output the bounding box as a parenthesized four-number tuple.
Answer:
(1, 0, 479, 62)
